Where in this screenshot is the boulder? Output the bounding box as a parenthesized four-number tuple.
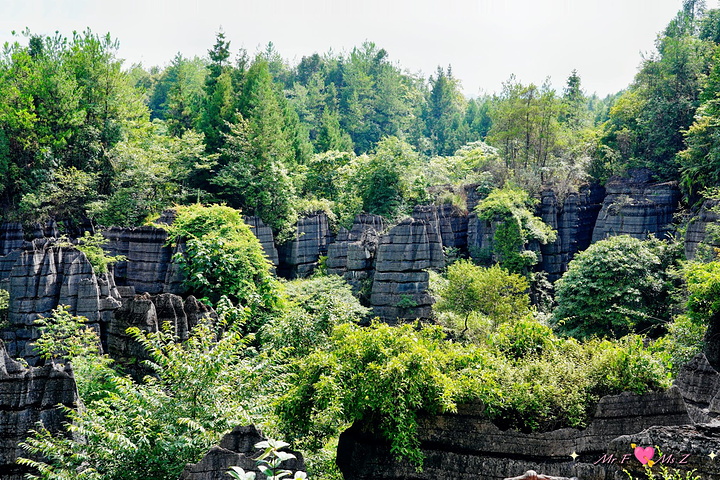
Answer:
(179, 425, 305, 480)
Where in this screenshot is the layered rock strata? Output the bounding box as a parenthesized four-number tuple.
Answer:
(243, 216, 279, 267)
(685, 200, 720, 260)
(336, 388, 693, 480)
(539, 186, 604, 281)
(0, 240, 121, 364)
(103, 226, 185, 295)
(180, 424, 305, 480)
(0, 340, 79, 480)
(609, 423, 720, 480)
(108, 292, 215, 363)
(327, 214, 385, 293)
(412, 204, 469, 250)
(370, 218, 443, 322)
(0, 223, 23, 256)
(591, 173, 681, 242)
(278, 213, 334, 279)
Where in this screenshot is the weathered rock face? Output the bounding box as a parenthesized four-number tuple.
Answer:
(180, 424, 305, 480)
(0, 223, 23, 257)
(0, 340, 79, 480)
(539, 186, 605, 281)
(412, 204, 469, 250)
(243, 216, 279, 267)
(327, 214, 385, 294)
(370, 218, 444, 322)
(0, 240, 121, 364)
(102, 226, 185, 295)
(609, 423, 720, 480)
(108, 292, 215, 364)
(278, 213, 335, 279)
(674, 354, 720, 424)
(336, 388, 693, 480)
(591, 172, 681, 243)
(685, 200, 720, 260)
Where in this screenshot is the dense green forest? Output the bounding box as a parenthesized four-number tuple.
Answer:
(5, 1, 720, 479)
(2, 1, 720, 232)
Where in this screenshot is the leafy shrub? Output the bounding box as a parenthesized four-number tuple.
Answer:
(653, 314, 706, 373)
(228, 439, 308, 480)
(76, 232, 126, 274)
(554, 235, 683, 339)
(354, 137, 429, 219)
(491, 316, 556, 359)
(261, 275, 369, 356)
(434, 260, 530, 335)
(165, 204, 280, 328)
(474, 186, 556, 273)
(21, 308, 255, 480)
(277, 322, 672, 467)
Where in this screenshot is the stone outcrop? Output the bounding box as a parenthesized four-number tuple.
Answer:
(337, 388, 693, 480)
(108, 292, 215, 363)
(243, 216, 279, 267)
(0, 223, 23, 257)
(370, 218, 444, 323)
(539, 186, 604, 281)
(103, 226, 185, 295)
(327, 214, 385, 293)
(278, 213, 334, 279)
(0, 340, 79, 480)
(591, 171, 681, 243)
(412, 204, 469, 250)
(674, 353, 720, 424)
(609, 423, 720, 480)
(685, 200, 720, 260)
(180, 424, 305, 480)
(0, 239, 121, 364)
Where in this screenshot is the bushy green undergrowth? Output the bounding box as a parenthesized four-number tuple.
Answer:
(164, 204, 281, 329)
(21, 307, 254, 480)
(261, 275, 369, 356)
(553, 235, 684, 339)
(277, 321, 673, 467)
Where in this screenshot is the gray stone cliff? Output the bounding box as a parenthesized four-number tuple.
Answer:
(592, 173, 681, 243)
(0, 340, 79, 480)
(370, 218, 444, 322)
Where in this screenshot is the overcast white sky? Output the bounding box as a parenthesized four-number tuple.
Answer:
(1, 0, 717, 97)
